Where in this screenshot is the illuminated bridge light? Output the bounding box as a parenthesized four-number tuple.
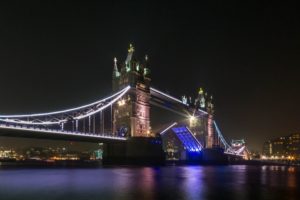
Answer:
(0, 86, 131, 118)
(0, 124, 127, 141)
(172, 126, 202, 153)
(160, 122, 178, 135)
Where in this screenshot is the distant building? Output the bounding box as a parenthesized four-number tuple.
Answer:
(272, 137, 287, 157)
(286, 133, 300, 159)
(0, 147, 19, 160)
(262, 133, 300, 159)
(262, 141, 272, 156)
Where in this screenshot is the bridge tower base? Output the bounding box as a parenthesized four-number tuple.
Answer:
(102, 137, 165, 165)
(201, 148, 228, 164)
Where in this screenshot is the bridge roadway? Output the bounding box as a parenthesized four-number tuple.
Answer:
(0, 124, 126, 143)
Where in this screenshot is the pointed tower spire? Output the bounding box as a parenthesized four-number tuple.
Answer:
(197, 87, 206, 109)
(125, 43, 134, 64)
(113, 57, 120, 78)
(114, 57, 118, 71)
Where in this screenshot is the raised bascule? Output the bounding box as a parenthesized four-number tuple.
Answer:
(0, 45, 249, 164)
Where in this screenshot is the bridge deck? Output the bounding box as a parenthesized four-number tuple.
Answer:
(0, 124, 126, 143)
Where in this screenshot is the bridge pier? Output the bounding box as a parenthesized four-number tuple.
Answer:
(102, 137, 165, 165)
(201, 148, 228, 164)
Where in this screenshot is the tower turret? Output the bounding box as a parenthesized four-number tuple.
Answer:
(199, 88, 206, 109)
(207, 95, 214, 114)
(112, 57, 120, 91)
(125, 43, 134, 64)
(112, 57, 120, 77)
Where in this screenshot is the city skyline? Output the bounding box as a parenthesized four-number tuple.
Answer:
(0, 1, 299, 151)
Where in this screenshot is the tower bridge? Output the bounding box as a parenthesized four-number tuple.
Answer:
(0, 45, 249, 164)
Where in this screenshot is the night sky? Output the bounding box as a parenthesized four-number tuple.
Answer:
(0, 1, 299, 151)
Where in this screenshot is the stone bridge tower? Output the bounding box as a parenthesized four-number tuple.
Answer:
(112, 44, 151, 137)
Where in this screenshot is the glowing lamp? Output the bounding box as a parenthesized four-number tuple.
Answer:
(118, 99, 126, 106)
(189, 115, 196, 122)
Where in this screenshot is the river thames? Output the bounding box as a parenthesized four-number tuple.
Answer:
(0, 165, 299, 200)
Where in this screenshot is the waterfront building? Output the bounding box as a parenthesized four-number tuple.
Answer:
(262, 133, 300, 159)
(286, 133, 300, 159)
(0, 148, 19, 160)
(272, 137, 287, 157)
(262, 141, 272, 156)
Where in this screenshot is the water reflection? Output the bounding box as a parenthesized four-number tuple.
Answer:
(0, 165, 299, 200)
(180, 166, 205, 199)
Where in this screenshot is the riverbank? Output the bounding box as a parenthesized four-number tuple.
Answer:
(1, 159, 300, 168)
(231, 159, 300, 166)
(0, 159, 101, 168)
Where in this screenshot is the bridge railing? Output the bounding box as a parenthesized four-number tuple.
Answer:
(0, 123, 127, 140)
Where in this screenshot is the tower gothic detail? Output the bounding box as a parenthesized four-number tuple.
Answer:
(112, 44, 151, 137)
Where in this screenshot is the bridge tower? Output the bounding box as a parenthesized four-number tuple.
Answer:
(112, 44, 151, 137)
(206, 95, 216, 148)
(192, 88, 216, 148)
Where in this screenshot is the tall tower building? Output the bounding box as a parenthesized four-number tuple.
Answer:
(112, 44, 151, 137)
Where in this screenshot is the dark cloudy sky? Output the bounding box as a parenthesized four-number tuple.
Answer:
(0, 1, 299, 151)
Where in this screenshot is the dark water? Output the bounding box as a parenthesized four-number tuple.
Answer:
(0, 165, 299, 200)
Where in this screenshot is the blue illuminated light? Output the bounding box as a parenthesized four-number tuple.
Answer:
(172, 126, 202, 153)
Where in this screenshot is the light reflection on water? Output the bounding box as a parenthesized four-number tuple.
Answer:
(0, 165, 299, 200)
